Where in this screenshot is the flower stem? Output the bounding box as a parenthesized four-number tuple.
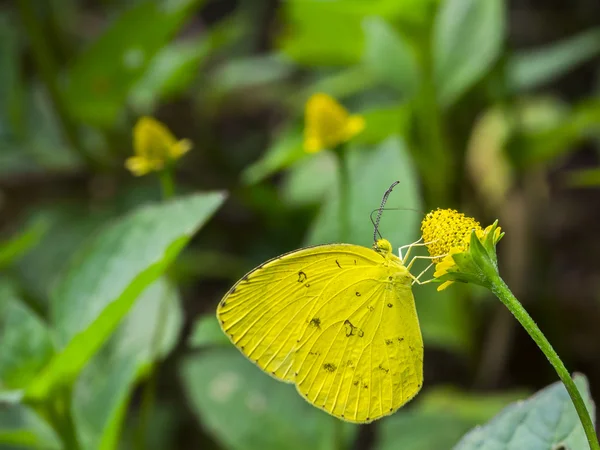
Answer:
(490, 275, 599, 450)
(334, 146, 350, 242)
(136, 169, 176, 448)
(158, 168, 175, 200)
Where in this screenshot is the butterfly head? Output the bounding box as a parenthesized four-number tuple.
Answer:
(374, 238, 393, 255)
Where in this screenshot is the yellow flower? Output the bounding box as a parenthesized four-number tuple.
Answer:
(421, 208, 503, 291)
(303, 93, 365, 153)
(125, 116, 192, 176)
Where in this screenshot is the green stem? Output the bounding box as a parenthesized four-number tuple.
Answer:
(490, 276, 599, 450)
(158, 168, 175, 199)
(334, 146, 350, 242)
(136, 170, 175, 448)
(16, 0, 96, 168)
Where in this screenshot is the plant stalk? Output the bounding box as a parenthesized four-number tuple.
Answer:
(490, 276, 599, 450)
(136, 167, 175, 449)
(158, 168, 175, 200)
(334, 146, 350, 242)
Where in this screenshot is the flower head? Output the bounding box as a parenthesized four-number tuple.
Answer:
(125, 116, 192, 176)
(421, 208, 504, 291)
(303, 93, 365, 153)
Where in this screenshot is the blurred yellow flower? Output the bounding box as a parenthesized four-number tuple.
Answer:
(303, 93, 365, 153)
(125, 116, 192, 176)
(421, 209, 503, 291)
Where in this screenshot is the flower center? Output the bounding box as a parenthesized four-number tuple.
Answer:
(421, 209, 482, 262)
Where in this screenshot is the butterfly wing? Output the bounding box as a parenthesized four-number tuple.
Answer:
(217, 244, 385, 382)
(292, 261, 423, 423)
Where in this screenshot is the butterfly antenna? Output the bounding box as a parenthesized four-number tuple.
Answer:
(373, 181, 400, 244)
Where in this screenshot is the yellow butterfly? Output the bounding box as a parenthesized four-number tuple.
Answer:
(216, 184, 423, 423)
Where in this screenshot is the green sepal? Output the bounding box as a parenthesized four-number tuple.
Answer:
(433, 223, 503, 290)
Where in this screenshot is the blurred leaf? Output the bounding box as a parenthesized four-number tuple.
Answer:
(279, 0, 440, 66)
(510, 99, 600, 168)
(566, 167, 600, 187)
(466, 107, 513, 211)
(0, 281, 54, 391)
(210, 54, 295, 96)
(281, 150, 337, 207)
(0, 404, 60, 449)
(356, 104, 411, 145)
(433, 0, 504, 107)
(293, 67, 378, 109)
(377, 387, 528, 450)
(73, 278, 182, 450)
(242, 127, 305, 185)
(64, 0, 204, 126)
(0, 218, 49, 270)
(172, 249, 249, 282)
(306, 137, 422, 249)
(188, 314, 230, 348)
(454, 374, 595, 450)
(25, 192, 226, 401)
(377, 412, 479, 450)
(180, 348, 357, 450)
(413, 283, 471, 353)
(130, 36, 212, 113)
(362, 17, 420, 97)
(508, 28, 600, 92)
(278, 1, 365, 66)
(15, 207, 113, 305)
(418, 386, 529, 422)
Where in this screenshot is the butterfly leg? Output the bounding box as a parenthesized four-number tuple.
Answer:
(411, 262, 434, 285)
(399, 239, 439, 265)
(398, 237, 422, 263)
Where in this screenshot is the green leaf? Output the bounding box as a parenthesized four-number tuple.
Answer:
(508, 28, 600, 92)
(64, 0, 204, 126)
(306, 137, 422, 249)
(279, 0, 440, 66)
(362, 17, 420, 97)
(25, 192, 226, 400)
(210, 54, 295, 95)
(0, 218, 49, 270)
(433, 0, 504, 107)
(73, 278, 182, 450)
(510, 100, 600, 168)
(0, 280, 54, 391)
(0, 404, 60, 449)
(278, 1, 365, 66)
(355, 104, 411, 145)
(454, 374, 596, 450)
(376, 387, 528, 450)
(129, 36, 212, 113)
(188, 314, 230, 348)
(241, 127, 305, 185)
(180, 348, 357, 450)
(15, 207, 112, 305)
(280, 150, 337, 207)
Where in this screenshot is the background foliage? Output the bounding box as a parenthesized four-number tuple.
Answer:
(1, 0, 600, 449)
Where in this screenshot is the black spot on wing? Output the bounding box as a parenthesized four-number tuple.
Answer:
(309, 317, 321, 328)
(336, 260, 342, 269)
(298, 271, 307, 282)
(343, 320, 364, 338)
(355, 291, 361, 296)
(323, 363, 337, 372)
(387, 303, 393, 308)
